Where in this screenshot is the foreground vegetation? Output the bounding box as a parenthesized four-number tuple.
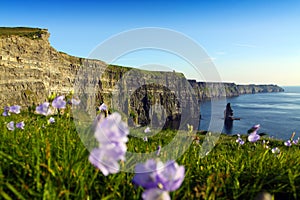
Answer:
(0, 108, 299, 200)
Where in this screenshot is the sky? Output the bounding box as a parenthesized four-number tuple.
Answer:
(1, 0, 300, 86)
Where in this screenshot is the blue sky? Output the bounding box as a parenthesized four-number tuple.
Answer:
(1, 0, 300, 85)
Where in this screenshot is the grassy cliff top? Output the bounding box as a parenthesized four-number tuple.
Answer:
(0, 27, 48, 39)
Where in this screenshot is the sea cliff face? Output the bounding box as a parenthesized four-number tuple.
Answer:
(188, 81, 284, 100)
(0, 27, 284, 127)
(237, 84, 284, 94)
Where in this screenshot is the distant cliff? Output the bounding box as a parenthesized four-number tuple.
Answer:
(188, 81, 284, 100)
(0, 27, 284, 128)
(237, 84, 284, 94)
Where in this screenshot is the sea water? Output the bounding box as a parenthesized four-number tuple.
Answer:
(198, 86, 300, 140)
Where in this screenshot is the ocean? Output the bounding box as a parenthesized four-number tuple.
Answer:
(198, 86, 300, 140)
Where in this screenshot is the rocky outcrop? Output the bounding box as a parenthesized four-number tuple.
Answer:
(0, 27, 284, 128)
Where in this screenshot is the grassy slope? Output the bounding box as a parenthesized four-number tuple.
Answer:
(0, 27, 47, 39)
(0, 108, 299, 200)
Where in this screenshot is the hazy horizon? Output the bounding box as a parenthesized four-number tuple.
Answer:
(1, 0, 299, 86)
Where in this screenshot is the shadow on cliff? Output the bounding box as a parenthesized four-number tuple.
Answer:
(129, 83, 182, 130)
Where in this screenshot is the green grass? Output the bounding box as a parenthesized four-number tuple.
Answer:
(0, 109, 299, 199)
(0, 27, 47, 39)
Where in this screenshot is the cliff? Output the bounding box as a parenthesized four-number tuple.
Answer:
(188, 81, 284, 100)
(0, 27, 284, 128)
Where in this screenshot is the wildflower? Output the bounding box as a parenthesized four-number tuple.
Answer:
(94, 113, 129, 148)
(271, 147, 280, 154)
(48, 117, 55, 124)
(142, 188, 170, 200)
(248, 131, 260, 142)
(2, 106, 10, 116)
(156, 160, 185, 191)
(9, 105, 21, 114)
(289, 132, 298, 145)
(2, 111, 10, 116)
(52, 95, 66, 109)
(7, 121, 15, 131)
(247, 124, 260, 134)
(132, 159, 164, 189)
(292, 137, 299, 145)
(156, 145, 161, 156)
(99, 103, 107, 111)
(284, 140, 292, 147)
(36, 102, 50, 116)
(236, 134, 245, 145)
(252, 124, 260, 130)
(144, 127, 151, 133)
(133, 159, 185, 200)
(89, 112, 129, 176)
(16, 121, 25, 129)
(89, 144, 125, 176)
(143, 136, 148, 142)
(236, 138, 245, 145)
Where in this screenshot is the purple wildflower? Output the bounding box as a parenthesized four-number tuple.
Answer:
(36, 102, 50, 116)
(52, 95, 66, 109)
(156, 160, 185, 191)
(4, 106, 9, 112)
(271, 147, 280, 154)
(132, 159, 164, 189)
(143, 136, 148, 142)
(16, 121, 25, 129)
(292, 138, 299, 145)
(99, 103, 107, 111)
(156, 145, 161, 156)
(2, 106, 11, 116)
(252, 124, 260, 130)
(9, 105, 21, 114)
(133, 159, 185, 200)
(7, 121, 15, 131)
(89, 144, 124, 176)
(94, 112, 129, 148)
(89, 112, 129, 176)
(248, 131, 260, 142)
(142, 189, 170, 200)
(248, 124, 260, 134)
(48, 117, 55, 124)
(236, 137, 245, 145)
(144, 127, 151, 133)
(236, 134, 245, 145)
(284, 140, 292, 147)
(2, 111, 10, 116)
